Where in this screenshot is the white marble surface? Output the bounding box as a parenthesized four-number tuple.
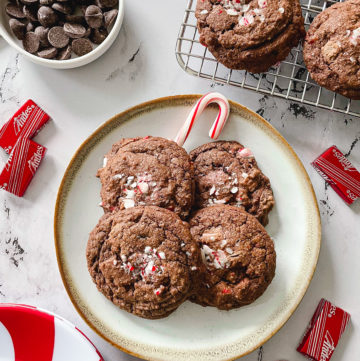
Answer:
(0, 1, 359, 360)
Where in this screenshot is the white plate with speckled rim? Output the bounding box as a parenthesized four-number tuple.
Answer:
(54, 95, 321, 361)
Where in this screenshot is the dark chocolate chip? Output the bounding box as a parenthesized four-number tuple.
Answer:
(104, 9, 118, 30)
(23, 31, 40, 53)
(57, 45, 72, 60)
(23, 5, 38, 22)
(35, 26, 50, 47)
(38, 6, 58, 27)
(37, 47, 58, 59)
(6, 3, 26, 19)
(85, 5, 103, 29)
(48, 26, 69, 48)
(52, 3, 73, 15)
(72, 37, 92, 56)
(90, 27, 107, 44)
(63, 22, 86, 38)
(95, 0, 118, 9)
(9, 18, 26, 40)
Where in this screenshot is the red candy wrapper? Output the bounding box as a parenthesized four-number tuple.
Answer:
(312, 146, 360, 205)
(297, 299, 351, 361)
(0, 138, 46, 197)
(0, 99, 50, 154)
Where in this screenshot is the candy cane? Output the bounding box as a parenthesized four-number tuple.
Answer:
(174, 92, 230, 147)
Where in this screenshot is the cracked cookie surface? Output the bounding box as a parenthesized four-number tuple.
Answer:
(189, 205, 276, 310)
(303, 0, 360, 99)
(190, 141, 274, 226)
(86, 206, 202, 319)
(97, 136, 194, 220)
(196, 0, 305, 73)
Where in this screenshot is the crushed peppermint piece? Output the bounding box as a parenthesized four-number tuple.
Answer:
(138, 182, 149, 194)
(242, 4, 250, 12)
(158, 251, 166, 259)
(103, 157, 108, 167)
(214, 199, 227, 204)
(278, 7, 284, 13)
(238, 147, 254, 158)
(151, 181, 157, 187)
(220, 239, 227, 248)
(186, 251, 191, 257)
(225, 247, 234, 254)
(258, 0, 267, 8)
(121, 254, 127, 262)
(200, 9, 208, 14)
(230, 186, 238, 194)
(130, 182, 137, 188)
(260, 14, 265, 22)
(154, 286, 163, 296)
(144, 260, 154, 276)
(226, 9, 238, 15)
(125, 189, 135, 199)
(350, 28, 360, 46)
(222, 288, 232, 294)
(113, 259, 117, 266)
(112, 174, 123, 180)
(209, 185, 216, 195)
(201, 244, 229, 269)
(98, 202, 103, 207)
(191, 266, 197, 271)
(180, 242, 185, 247)
(123, 199, 135, 208)
(144, 246, 152, 254)
(350, 56, 356, 63)
(242, 172, 248, 179)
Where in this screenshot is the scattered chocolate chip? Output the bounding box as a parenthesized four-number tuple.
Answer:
(57, 45, 72, 60)
(6, 3, 26, 19)
(9, 18, 26, 40)
(37, 47, 58, 59)
(85, 5, 103, 29)
(48, 26, 69, 48)
(23, 32, 40, 53)
(90, 27, 108, 44)
(63, 23, 87, 39)
(104, 9, 118, 30)
(72, 38, 93, 56)
(38, 6, 58, 27)
(65, 14, 85, 25)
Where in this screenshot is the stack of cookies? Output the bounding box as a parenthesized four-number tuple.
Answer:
(195, 0, 360, 99)
(87, 136, 276, 319)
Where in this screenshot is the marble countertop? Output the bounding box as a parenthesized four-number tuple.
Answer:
(0, 1, 359, 360)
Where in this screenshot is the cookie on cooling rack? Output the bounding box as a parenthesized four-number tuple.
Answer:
(195, 0, 305, 73)
(189, 141, 275, 226)
(303, 0, 360, 100)
(86, 206, 202, 319)
(189, 205, 276, 310)
(97, 136, 194, 220)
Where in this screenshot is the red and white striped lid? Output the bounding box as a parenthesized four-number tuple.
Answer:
(0, 304, 104, 361)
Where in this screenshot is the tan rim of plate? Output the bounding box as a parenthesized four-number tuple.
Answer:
(54, 94, 321, 361)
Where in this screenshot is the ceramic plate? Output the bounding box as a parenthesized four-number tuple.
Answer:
(0, 304, 104, 360)
(54, 95, 321, 361)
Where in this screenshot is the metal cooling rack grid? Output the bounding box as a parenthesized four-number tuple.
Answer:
(176, 0, 360, 118)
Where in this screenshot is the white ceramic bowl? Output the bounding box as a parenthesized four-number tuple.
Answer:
(0, 1, 124, 69)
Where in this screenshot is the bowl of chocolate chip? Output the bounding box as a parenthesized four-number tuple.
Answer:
(0, 0, 124, 69)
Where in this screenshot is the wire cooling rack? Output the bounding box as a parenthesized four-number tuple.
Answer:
(176, 0, 360, 118)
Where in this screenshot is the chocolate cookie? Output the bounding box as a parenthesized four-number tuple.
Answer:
(97, 137, 194, 220)
(303, 0, 360, 100)
(189, 205, 276, 310)
(190, 141, 274, 225)
(86, 206, 202, 319)
(195, 0, 305, 73)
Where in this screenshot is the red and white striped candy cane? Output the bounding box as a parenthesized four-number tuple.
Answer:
(174, 92, 230, 147)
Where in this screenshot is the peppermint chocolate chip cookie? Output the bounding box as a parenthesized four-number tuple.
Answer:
(190, 141, 275, 226)
(86, 206, 202, 319)
(97, 137, 194, 220)
(196, 0, 305, 73)
(189, 205, 276, 310)
(303, 0, 360, 99)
